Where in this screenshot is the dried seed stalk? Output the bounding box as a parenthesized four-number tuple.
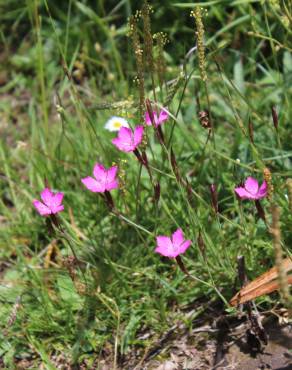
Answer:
(154, 32, 168, 91)
(7, 296, 22, 328)
(142, 1, 154, 70)
(141, 0, 156, 100)
(271, 106, 279, 130)
(248, 119, 254, 144)
(270, 205, 291, 310)
(44, 239, 59, 268)
(209, 184, 218, 213)
(192, 7, 207, 82)
(129, 13, 145, 120)
(263, 167, 274, 201)
(286, 179, 292, 212)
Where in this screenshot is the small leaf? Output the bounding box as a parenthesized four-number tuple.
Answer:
(283, 51, 292, 74)
(120, 314, 142, 354)
(234, 57, 245, 94)
(57, 275, 83, 310)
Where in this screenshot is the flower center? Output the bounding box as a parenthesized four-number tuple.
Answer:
(113, 121, 122, 129)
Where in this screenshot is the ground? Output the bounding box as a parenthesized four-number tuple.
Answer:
(0, 1, 292, 369)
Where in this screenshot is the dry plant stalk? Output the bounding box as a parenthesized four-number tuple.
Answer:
(154, 32, 168, 91)
(142, 1, 153, 67)
(270, 205, 291, 310)
(116, 159, 128, 198)
(286, 179, 292, 212)
(192, 7, 207, 82)
(248, 119, 254, 144)
(263, 167, 273, 200)
(271, 106, 279, 130)
(141, 0, 156, 100)
(129, 13, 145, 120)
(7, 296, 22, 328)
(63, 256, 86, 295)
(44, 239, 60, 268)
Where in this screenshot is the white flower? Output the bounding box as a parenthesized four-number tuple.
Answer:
(104, 116, 129, 132)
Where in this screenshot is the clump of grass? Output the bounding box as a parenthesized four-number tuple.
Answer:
(0, 0, 291, 367)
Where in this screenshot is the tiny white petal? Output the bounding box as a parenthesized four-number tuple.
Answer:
(104, 116, 129, 132)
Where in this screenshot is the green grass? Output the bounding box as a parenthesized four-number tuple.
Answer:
(0, 0, 291, 368)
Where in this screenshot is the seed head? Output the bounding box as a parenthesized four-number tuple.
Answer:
(142, 1, 154, 72)
(198, 110, 211, 129)
(128, 14, 145, 120)
(263, 167, 273, 200)
(191, 7, 207, 82)
(153, 32, 168, 88)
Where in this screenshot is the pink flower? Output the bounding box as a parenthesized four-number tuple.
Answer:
(33, 188, 64, 216)
(234, 177, 267, 200)
(155, 228, 192, 258)
(81, 163, 118, 193)
(112, 126, 144, 152)
(145, 108, 169, 127)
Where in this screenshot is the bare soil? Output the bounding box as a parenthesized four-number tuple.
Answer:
(119, 307, 292, 370)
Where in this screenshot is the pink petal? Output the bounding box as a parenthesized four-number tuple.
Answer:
(33, 200, 52, 216)
(178, 240, 191, 255)
(154, 245, 165, 256)
(106, 166, 118, 183)
(50, 192, 64, 213)
(156, 235, 172, 249)
(106, 179, 119, 191)
(134, 126, 144, 146)
(158, 109, 169, 124)
(52, 192, 64, 207)
(106, 180, 119, 191)
(118, 127, 132, 141)
(145, 111, 158, 126)
(81, 176, 105, 192)
(112, 137, 134, 152)
(256, 181, 267, 199)
(234, 187, 256, 200)
(105, 166, 119, 191)
(172, 228, 184, 247)
(155, 245, 175, 258)
(155, 236, 174, 257)
(112, 137, 124, 150)
(93, 163, 106, 180)
(166, 249, 180, 258)
(244, 177, 259, 195)
(41, 188, 53, 206)
(51, 205, 64, 214)
(145, 111, 152, 126)
(112, 128, 134, 151)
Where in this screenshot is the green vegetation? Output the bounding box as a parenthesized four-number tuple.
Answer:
(0, 0, 291, 368)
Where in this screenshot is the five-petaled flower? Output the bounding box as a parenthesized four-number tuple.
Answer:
(104, 116, 129, 132)
(234, 177, 267, 200)
(155, 228, 192, 258)
(145, 108, 169, 127)
(33, 188, 64, 216)
(81, 163, 119, 193)
(112, 126, 144, 152)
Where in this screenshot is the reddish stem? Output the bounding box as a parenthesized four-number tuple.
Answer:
(175, 255, 189, 276)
